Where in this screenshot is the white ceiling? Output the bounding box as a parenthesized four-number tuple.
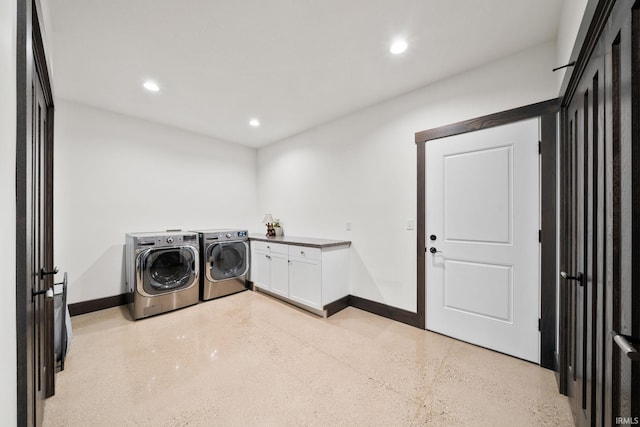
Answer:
(50, 0, 564, 148)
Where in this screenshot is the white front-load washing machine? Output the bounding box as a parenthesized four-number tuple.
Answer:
(191, 229, 249, 300)
(125, 231, 200, 320)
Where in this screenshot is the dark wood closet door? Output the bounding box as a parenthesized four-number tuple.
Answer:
(30, 45, 56, 425)
(605, 1, 640, 422)
(564, 35, 605, 427)
(561, 1, 639, 425)
(17, 2, 56, 423)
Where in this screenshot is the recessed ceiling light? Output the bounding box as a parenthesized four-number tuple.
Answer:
(143, 80, 160, 92)
(390, 39, 408, 55)
(249, 118, 260, 127)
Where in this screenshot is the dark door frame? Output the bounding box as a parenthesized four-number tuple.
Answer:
(16, 0, 55, 423)
(415, 99, 560, 369)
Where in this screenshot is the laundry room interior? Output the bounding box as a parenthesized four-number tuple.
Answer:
(54, 16, 570, 313)
(7, 0, 640, 425)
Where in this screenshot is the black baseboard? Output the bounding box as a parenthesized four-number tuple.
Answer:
(68, 294, 127, 316)
(67, 290, 421, 332)
(324, 295, 350, 317)
(348, 295, 420, 328)
(247, 285, 419, 327)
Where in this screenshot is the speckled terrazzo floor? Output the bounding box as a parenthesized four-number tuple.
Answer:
(43, 291, 573, 426)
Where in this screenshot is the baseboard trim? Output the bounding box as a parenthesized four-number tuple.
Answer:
(68, 294, 127, 316)
(67, 290, 421, 331)
(348, 295, 420, 328)
(324, 295, 350, 317)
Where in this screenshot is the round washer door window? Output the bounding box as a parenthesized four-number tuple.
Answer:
(142, 247, 196, 294)
(207, 242, 248, 281)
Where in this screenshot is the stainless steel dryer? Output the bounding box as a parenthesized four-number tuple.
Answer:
(191, 229, 249, 300)
(125, 231, 200, 320)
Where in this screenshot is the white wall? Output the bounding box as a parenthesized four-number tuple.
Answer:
(556, 0, 589, 91)
(0, 0, 17, 423)
(257, 41, 558, 312)
(54, 101, 258, 303)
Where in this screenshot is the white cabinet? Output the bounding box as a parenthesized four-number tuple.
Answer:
(253, 247, 271, 289)
(269, 251, 289, 298)
(249, 239, 349, 315)
(288, 247, 322, 309)
(252, 242, 288, 296)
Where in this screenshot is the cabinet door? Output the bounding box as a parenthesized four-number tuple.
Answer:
(269, 252, 289, 297)
(289, 257, 321, 309)
(254, 250, 271, 290)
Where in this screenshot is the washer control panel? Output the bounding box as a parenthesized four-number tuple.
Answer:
(131, 232, 199, 248)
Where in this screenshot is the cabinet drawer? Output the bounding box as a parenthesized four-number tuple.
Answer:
(251, 240, 288, 255)
(250, 240, 270, 252)
(288, 245, 321, 261)
(269, 243, 288, 255)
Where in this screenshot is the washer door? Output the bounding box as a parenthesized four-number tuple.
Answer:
(206, 241, 249, 282)
(138, 246, 198, 295)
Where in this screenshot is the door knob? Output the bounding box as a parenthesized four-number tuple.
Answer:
(32, 286, 53, 299)
(39, 266, 58, 280)
(611, 331, 640, 361)
(429, 247, 442, 254)
(560, 271, 583, 285)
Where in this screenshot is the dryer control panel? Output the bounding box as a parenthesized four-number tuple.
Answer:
(196, 229, 249, 242)
(216, 230, 248, 240)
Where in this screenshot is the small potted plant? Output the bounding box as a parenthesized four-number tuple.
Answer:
(273, 219, 283, 237)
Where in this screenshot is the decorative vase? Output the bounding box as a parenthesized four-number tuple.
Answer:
(275, 227, 283, 237)
(266, 224, 275, 237)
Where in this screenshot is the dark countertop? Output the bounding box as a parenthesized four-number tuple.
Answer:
(249, 234, 351, 249)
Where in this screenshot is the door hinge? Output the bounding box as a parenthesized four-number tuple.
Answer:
(538, 141, 542, 155)
(538, 318, 541, 331)
(538, 229, 542, 243)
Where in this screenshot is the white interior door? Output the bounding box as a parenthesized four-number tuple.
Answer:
(426, 118, 540, 363)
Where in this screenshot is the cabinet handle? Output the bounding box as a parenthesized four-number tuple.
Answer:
(266, 255, 271, 259)
(300, 251, 305, 255)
